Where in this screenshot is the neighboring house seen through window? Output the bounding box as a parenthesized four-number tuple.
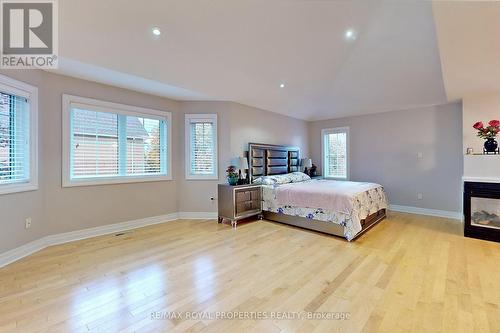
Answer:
(62, 95, 171, 186)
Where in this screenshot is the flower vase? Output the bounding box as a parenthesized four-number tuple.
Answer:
(484, 138, 498, 153)
(227, 176, 238, 186)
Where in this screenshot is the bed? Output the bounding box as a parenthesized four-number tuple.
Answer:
(248, 143, 387, 241)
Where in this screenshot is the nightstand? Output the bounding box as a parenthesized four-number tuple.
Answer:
(217, 183, 262, 227)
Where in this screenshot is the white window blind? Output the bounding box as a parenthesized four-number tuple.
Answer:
(0, 92, 30, 185)
(323, 127, 349, 179)
(126, 116, 166, 176)
(72, 108, 119, 178)
(64, 95, 171, 186)
(185, 114, 218, 179)
(190, 122, 214, 174)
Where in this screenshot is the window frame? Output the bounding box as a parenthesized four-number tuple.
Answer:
(321, 127, 350, 180)
(62, 94, 172, 187)
(0, 74, 38, 195)
(184, 113, 218, 180)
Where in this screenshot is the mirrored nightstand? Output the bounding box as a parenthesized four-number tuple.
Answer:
(217, 184, 262, 227)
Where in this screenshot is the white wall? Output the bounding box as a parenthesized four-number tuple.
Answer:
(462, 92, 500, 181)
(463, 92, 500, 154)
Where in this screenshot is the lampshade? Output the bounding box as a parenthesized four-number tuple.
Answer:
(303, 158, 312, 168)
(238, 157, 249, 170)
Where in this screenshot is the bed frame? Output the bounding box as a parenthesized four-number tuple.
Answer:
(248, 143, 386, 240)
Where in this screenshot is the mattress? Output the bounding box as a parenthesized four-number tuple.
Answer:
(262, 179, 388, 240)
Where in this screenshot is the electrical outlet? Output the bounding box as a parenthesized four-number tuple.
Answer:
(25, 217, 32, 229)
(417, 193, 423, 200)
(417, 152, 423, 159)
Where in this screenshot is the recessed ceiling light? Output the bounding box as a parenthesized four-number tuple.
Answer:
(344, 29, 357, 41)
(280, 83, 285, 88)
(152, 27, 161, 36)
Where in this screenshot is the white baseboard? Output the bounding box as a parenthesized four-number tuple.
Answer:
(0, 212, 217, 268)
(45, 213, 179, 246)
(0, 238, 49, 270)
(178, 211, 217, 219)
(389, 205, 463, 221)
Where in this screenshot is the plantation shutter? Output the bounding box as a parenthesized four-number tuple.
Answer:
(190, 121, 215, 175)
(324, 130, 348, 179)
(0, 92, 30, 185)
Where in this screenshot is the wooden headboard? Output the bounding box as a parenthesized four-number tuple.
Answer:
(247, 143, 300, 182)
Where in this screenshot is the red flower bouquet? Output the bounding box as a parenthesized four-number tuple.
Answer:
(473, 120, 500, 139)
(474, 119, 500, 153)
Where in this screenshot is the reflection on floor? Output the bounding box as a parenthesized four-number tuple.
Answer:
(0, 212, 499, 332)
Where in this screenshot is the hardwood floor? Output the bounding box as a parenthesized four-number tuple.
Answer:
(0, 212, 499, 333)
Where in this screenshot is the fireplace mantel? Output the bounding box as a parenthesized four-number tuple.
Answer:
(464, 155, 500, 183)
(463, 177, 500, 183)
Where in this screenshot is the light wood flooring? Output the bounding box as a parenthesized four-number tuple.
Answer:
(0, 212, 499, 333)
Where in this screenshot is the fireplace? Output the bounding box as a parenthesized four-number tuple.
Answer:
(464, 182, 500, 242)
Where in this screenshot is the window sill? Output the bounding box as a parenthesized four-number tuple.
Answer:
(324, 176, 349, 181)
(0, 182, 38, 196)
(185, 174, 219, 181)
(62, 175, 172, 188)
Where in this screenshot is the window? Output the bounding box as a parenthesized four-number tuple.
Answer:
(322, 127, 349, 180)
(0, 75, 38, 195)
(62, 95, 171, 187)
(185, 114, 218, 180)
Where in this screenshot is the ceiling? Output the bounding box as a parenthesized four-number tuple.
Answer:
(433, 1, 500, 101)
(55, 0, 449, 121)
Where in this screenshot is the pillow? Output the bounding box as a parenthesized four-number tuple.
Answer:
(268, 172, 311, 184)
(289, 171, 311, 183)
(253, 176, 277, 185)
(254, 172, 311, 185)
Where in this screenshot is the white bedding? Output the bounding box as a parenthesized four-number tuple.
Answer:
(262, 179, 388, 241)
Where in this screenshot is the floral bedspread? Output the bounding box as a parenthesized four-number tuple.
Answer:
(262, 180, 388, 241)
